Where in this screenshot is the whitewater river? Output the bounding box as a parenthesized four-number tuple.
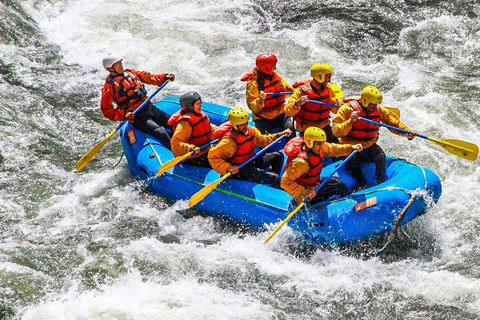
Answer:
(1, 0, 479, 319)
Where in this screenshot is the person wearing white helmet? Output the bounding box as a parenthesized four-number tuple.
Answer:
(100, 54, 175, 149)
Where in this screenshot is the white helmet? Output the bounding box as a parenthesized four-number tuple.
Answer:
(102, 54, 122, 69)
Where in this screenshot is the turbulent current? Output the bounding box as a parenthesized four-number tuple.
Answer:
(1, 0, 480, 319)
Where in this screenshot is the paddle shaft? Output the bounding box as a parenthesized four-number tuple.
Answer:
(305, 151, 357, 202)
(186, 138, 218, 157)
(359, 117, 423, 137)
(359, 117, 478, 158)
(188, 135, 286, 208)
(267, 93, 401, 116)
(237, 135, 286, 170)
(75, 80, 169, 171)
(265, 151, 357, 244)
(268, 92, 339, 108)
(113, 80, 170, 132)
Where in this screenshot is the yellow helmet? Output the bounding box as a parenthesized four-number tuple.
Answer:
(311, 63, 333, 83)
(228, 107, 250, 130)
(360, 86, 382, 108)
(304, 127, 326, 148)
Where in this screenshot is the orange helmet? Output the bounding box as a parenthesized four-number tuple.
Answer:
(256, 53, 277, 74)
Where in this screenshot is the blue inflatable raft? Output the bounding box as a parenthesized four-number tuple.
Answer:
(119, 97, 442, 245)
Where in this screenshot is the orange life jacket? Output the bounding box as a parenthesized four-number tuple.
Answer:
(241, 69, 286, 118)
(215, 122, 256, 165)
(344, 97, 381, 140)
(105, 71, 147, 111)
(167, 110, 212, 146)
(294, 83, 333, 125)
(284, 137, 324, 188)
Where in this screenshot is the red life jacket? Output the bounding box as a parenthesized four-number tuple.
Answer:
(241, 69, 285, 117)
(260, 72, 286, 113)
(295, 83, 333, 125)
(167, 110, 212, 145)
(215, 122, 256, 165)
(344, 98, 381, 140)
(284, 137, 324, 188)
(106, 70, 147, 111)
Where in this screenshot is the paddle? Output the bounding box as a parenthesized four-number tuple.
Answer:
(267, 92, 400, 117)
(188, 135, 287, 208)
(75, 80, 170, 171)
(329, 84, 344, 99)
(265, 151, 357, 244)
(155, 139, 218, 177)
(359, 117, 478, 161)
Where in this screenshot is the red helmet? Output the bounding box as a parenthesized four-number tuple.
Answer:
(255, 53, 277, 74)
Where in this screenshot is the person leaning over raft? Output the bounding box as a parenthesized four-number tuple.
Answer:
(167, 92, 217, 168)
(100, 54, 175, 149)
(332, 86, 417, 190)
(208, 107, 291, 188)
(285, 63, 342, 143)
(281, 127, 363, 204)
(241, 53, 295, 140)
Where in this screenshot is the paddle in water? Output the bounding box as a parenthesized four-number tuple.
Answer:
(265, 151, 357, 244)
(75, 80, 170, 171)
(188, 135, 286, 208)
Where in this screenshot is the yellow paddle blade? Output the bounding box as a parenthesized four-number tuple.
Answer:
(155, 152, 192, 177)
(189, 172, 232, 208)
(265, 202, 306, 244)
(385, 107, 400, 118)
(428, 138, 478, 161)
(75, 130, 117, 171)
(329, 84, 344, 99)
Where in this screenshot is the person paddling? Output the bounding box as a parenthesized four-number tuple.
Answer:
(285, 63, 342, 143)
(241, 53, 295, 139)
(100, 54, 175, 149)
(281, 127, 363, 204)
(332, 86, 417, 190)
(167, 92, 217, 167)
(208, 107, 291, 188)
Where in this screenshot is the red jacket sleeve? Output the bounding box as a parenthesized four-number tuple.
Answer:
(100, 82, 126, 122)
(127, 68, 167, 86)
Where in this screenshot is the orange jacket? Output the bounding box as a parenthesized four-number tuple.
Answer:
(169, 113, 218, 158)
(281, 141, 353, 203)
(284, 137, 328, 188)
(244, 70, 294, 121)
(344, 98, 381, 140)
(208, 125, 282, 175)
(332, 98, 411, 149)
(100, 68, 167, 122)
(285, 82, 341, 132)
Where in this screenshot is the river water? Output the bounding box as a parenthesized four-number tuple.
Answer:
(1, 0, 479, 319)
